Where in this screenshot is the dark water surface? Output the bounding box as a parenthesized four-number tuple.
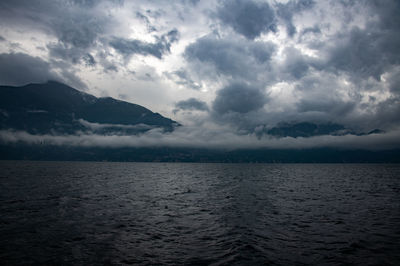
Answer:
(1, 162, 399, 265)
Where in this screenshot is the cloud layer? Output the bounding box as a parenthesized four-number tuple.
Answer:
(0, 0, 400, 149)
(1, 126, 399, 150)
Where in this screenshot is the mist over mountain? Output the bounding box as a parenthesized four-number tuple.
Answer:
(0, 81, 384, 139)
(0, 81, 398, 162)
(0, 81, 178, 135)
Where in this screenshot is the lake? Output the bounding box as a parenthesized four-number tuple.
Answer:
(1, 162, 399, 265)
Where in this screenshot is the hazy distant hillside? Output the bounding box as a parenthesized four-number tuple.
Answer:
(0, 81, 179, 134)
(265, 122, 384, 138)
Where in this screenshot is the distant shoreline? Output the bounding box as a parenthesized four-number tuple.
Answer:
(1, 145, 399, 163)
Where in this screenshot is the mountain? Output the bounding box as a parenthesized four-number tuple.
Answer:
(0, 81, 179, 134)
(265, 122, 384, 138)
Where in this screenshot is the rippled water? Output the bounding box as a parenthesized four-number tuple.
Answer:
(1, 162, 400, 265)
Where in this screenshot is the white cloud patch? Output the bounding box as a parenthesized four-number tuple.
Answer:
(78, 119, 156, 131)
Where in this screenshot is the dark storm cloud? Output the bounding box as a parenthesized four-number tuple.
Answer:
(54, 15, 104, 49)
(212, 82, 266, 115)
(0, 52, 87, 89)
(110, 29, 179, 59)
(217, 0, 276, 39)
(182, 0, 200, 6)
(288, 74, 358, 123)
(373, 97, 400, 129)
(47, 42, 96, 67)
(297, 98, 355, 117)
(44, 13, 107, 66)
(326, 0, 400, 81)
(0, 0, 115, 72)
(166, 29, 179, 43)
(0, 36, 6, 42)
(174, 98, 209, 113)
(47, 43, 87, 65)
(328, 27, 393, 80)
(276, 0, 315, 37)
(185, 35, 275, 79)
(69, 0, 97, 8)
(386, 69, 400, 94)
(82, 53, 96, 66)
(0, 0, 53, 22)
(110, 38, 165, 59)
(0, 0, 108, 48)
(0, 53, 59, 86)
(96, 51, 118, 72)
(280, 47, 318, 80)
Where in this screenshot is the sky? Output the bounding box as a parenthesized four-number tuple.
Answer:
(0, 0, 400, 149)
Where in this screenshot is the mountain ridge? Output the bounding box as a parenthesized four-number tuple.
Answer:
(265, 121, 384, 138)
(0, 81, 179, 134)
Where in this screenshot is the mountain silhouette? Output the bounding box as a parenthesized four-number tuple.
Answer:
(0, 81, 178, 134)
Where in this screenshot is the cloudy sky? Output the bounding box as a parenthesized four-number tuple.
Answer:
(1, 0, 400, 149)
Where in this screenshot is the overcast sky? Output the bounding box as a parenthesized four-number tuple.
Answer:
(0, 0, 400, 149)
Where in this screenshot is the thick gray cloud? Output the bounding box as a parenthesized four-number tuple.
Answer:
(110, 29, 179, 59)
(277, 0, 315, 37)
(185, 35, 275, 80)
(0, 1, 106, 49)
(110, 38, 166, 59)
(373, 97, 400, 130)
(327, 27, 398, 81)
(217, 0, 276, 39)
(297, 98, 355, 118)
(325, 1, 400, 81)
(279, 47, 318, 80)
(174, 98, 209, 113)
(386, 68, 400, 94)
(47, 43, 89, 65)
(96, 51, 118, 72)
(0, 0, 125, 74)
(0, 53, 86, 89)
(0, 53, 59, 86)
(82, 53, 96, 66)
(55, 15, 104, 49)
(212, 82, 266, 115)
(182, 0, 200, 6)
